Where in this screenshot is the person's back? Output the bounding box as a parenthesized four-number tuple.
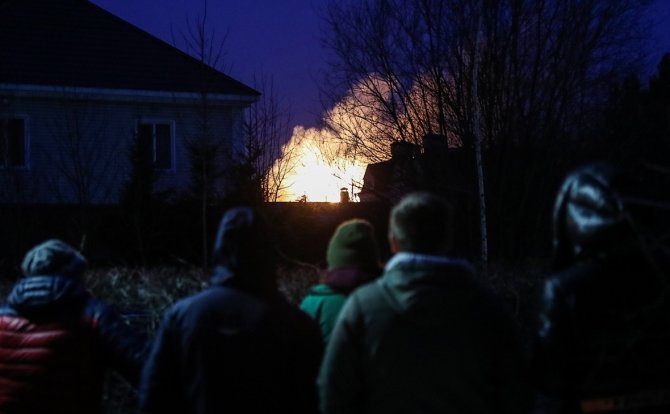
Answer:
(534, 163, 670, 413)
(141, 207, 323, 414)
(300, 219, 381, 343)
(319, 193, 530, 414)
(0, 240, 148, 414)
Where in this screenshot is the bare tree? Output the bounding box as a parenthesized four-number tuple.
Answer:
(321, 0, 652, 261)
(175, 1, 232, 267)
(45, 102, 124, 242)
(242, 74, 296, 202)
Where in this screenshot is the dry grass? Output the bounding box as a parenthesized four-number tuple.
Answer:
(0, 264, 321, 414)
(84, 264, 320, 414)
(85, 266, 208, 335)
(1, 262, 541, 413)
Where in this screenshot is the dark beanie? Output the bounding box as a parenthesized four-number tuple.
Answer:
(327, 219, 379, 271)
(21, 239, 87, 278)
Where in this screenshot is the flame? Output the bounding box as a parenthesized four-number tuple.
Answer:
(272, 126, 367, 202)
(268, 76, 397, 202)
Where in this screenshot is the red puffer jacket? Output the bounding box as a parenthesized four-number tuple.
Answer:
(0, 275, 149, 414)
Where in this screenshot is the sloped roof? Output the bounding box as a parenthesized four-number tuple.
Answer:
(0, 0, 259, 97)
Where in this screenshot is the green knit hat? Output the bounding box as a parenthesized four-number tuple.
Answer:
(326, 219, 380, 271)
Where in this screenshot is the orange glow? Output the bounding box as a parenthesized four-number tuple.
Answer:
(272, 126, 367, 202)
(269, 77, 397, 202)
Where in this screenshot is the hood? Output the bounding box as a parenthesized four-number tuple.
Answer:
(210, 207, 277, 294)
(379, 252, 478, 324)
(8, 275, 89, 316)
(552, 163, 628, 269)
(21, 239, 87, 279)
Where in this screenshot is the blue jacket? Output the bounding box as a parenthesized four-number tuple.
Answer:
(140, 270, 324, 414)
(141, 207, 323, 414)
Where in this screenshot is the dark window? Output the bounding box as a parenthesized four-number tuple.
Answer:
(1, 118, 26, 168)
(137, 122, 174, 170)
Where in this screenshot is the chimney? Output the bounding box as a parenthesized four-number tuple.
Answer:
(339, 188, 350, 203)
(390, 141, 417, 161)
(422, 134, 448, 157)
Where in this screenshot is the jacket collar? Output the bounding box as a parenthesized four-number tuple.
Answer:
(8, 275, 88, 315)
(209, 265, 278, 299)
(324, 266, 380, 293)
(385, 252, 472, 273)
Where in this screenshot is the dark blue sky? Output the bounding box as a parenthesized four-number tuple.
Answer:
(93, 0, 670, 130)
(93, 0, 326, 128)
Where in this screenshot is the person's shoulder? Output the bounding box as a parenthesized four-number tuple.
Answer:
(337, 279, 386, 317)
(306, 283, 341, 296)
(543, 262, 597, 299)
(160, 288, 216, 319)
(350, 277, 384, 298)
(301, 285, 341, 311)
(0, 303, 16, 316)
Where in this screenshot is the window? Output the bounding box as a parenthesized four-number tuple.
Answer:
(1, 117, 27, 169)
(137, 121, 174, 171)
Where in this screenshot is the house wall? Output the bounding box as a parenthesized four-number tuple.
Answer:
(0, 92, 245, 204)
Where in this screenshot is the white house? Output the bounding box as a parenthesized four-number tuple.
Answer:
(0, 0, 259, 204)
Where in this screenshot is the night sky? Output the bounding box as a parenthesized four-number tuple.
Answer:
(91, 0, 670, 131)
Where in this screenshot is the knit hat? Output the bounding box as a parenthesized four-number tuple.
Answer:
(326, 219, 380, 271)
(21, 239, 87, 278)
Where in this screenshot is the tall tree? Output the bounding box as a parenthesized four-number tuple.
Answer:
(176, 2, 233, 267)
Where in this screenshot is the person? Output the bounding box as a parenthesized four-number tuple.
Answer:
(318, 192, 530, 414)
(533, 163, 670, 413)
(0, 239, 149, 414)
(140, 207, 324, 414)
(300, 219, 382, 343)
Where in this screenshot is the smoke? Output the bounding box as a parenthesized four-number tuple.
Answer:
(269, 75, 406, 202)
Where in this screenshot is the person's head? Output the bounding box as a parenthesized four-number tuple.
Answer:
(21, 239, 87, 279)
(388, 192, 453, 255)
(326, 219, 380, 272)
(211, 207, 276, 292)
(552, 162, 633, 269)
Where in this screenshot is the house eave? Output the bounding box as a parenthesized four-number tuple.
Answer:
(0, 83, 259, 107)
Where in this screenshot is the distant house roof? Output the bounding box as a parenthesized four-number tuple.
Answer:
(358, 160, 394, 202)
(0, 0, 259, 99)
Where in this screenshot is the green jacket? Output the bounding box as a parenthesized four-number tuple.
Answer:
(318, 252, 531, 414)
(300, 267, 380, 344)
(300, 284, 348, 344)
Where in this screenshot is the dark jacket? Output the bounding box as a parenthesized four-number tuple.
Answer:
(0, 275, 149, 414)
(533, 162, 670, 413)
(140, 207, 324, 414)
(534, 253, 670, 413)
(318, 252, 531, 414)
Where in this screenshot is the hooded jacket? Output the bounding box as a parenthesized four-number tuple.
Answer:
(140, 208, 323, 414)
(534, 164, 670, 413)
(0, 275, 149, 414)
(318, 252, 530, 414)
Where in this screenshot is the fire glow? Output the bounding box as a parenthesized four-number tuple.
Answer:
(272, 126, 367, 202)
(269, 77, 396, 202)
